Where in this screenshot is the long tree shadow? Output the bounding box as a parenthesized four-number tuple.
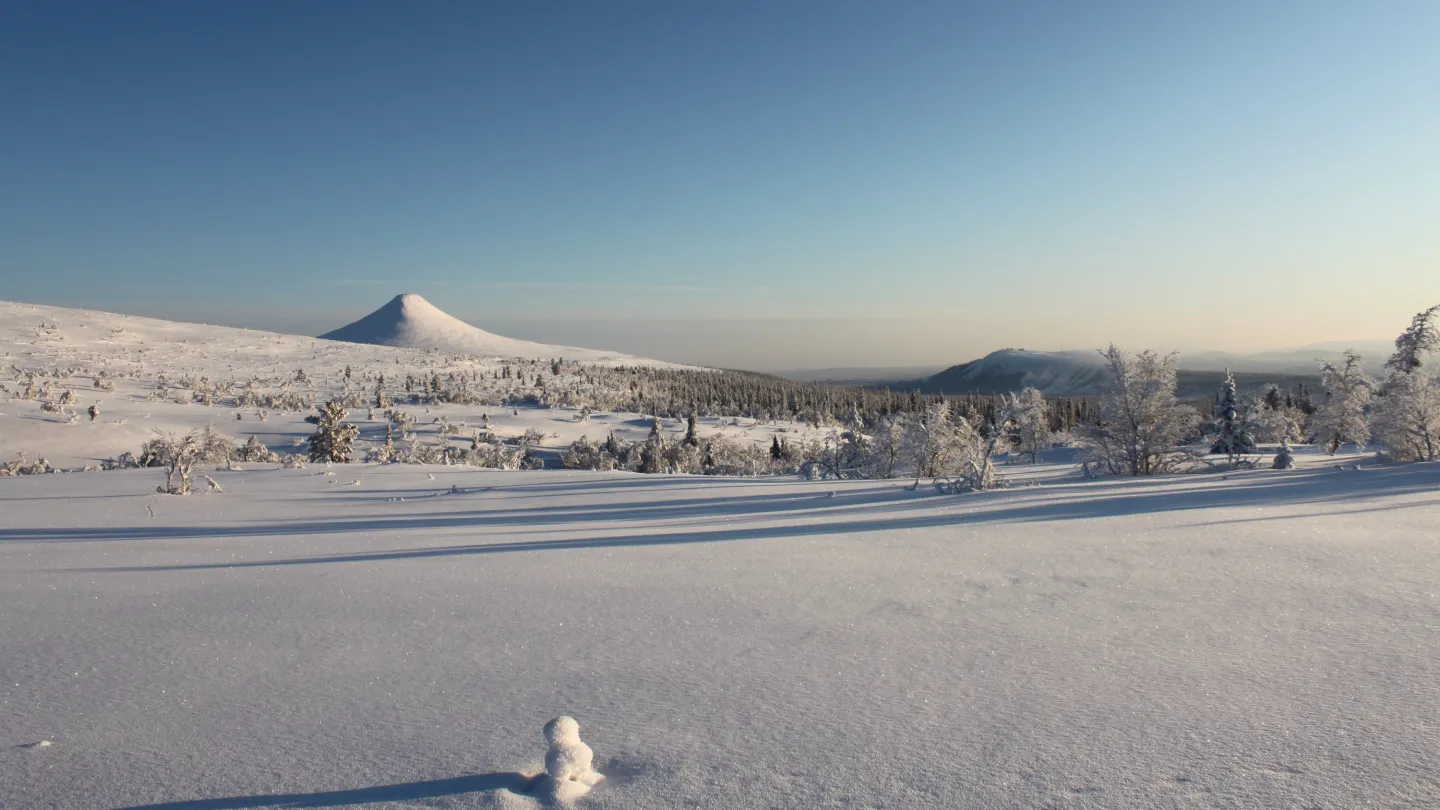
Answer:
(58, 465, 1440, 573)
(113, 771, 536, 809)
(11, 465, 1439, 566)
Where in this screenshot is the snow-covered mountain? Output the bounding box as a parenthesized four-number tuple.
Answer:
(910, 348, 1321, 398)
(318, 293, 645, 363)
(920, 349, 1113, 396)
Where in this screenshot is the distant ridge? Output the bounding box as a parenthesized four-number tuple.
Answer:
(920, 349, 1111, 396)
(319, 293, 642, 363)
(900, 348, 1320, 399)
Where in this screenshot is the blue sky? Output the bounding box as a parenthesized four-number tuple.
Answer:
(2, 1, 1437, 369)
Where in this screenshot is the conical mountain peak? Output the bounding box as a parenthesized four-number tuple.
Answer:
(319, 294, 636, 362)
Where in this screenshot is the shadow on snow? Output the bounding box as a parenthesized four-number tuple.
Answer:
(111, 771, 536, 809)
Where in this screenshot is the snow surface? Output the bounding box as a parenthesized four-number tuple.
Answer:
(3, 448, 1438, 808)
(318, 294, 640, 363)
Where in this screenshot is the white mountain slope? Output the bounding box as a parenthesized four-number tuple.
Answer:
(319, 293, 644, 363)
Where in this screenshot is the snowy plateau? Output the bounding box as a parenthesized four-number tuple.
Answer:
(2, 298, 1439, 809)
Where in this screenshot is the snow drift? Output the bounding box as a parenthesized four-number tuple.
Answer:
(319, 293, 642, 363)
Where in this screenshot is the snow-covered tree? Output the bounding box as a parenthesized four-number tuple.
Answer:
(1310, 351, 1372, 455)
(306, 401, 359, 463)
(941, 400, 1015, 492)
(1210, 370, 1258, 462)
(1250, 384, 1303, 444)
(904, 401, 963, 485)
(1010, 387, 1051, 463)
(639, 418, 665, 473)
(1372, 305, 1440, 461)
(1079, 345, 1201, 475)
(864, 413, 908, 479)
(198, 422, 235, 463)
(1384, 304, 1440, 375)
(149, 429, 205, 495)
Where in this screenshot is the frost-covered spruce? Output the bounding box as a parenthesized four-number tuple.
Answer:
(1211, 370, 1257, 461)
(542, 716, 603, 788)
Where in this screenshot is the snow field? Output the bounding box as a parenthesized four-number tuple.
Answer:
(0, 299, 805, 469)
(3, 455, 1438, 808)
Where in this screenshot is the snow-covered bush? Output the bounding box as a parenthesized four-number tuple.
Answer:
(0, 452, 54, 476)
(1310, 350, 1372, 455)
(197, 422, 236, 464)
(562, 436, 619, 471)
(1079, 345, 1201, 475)
(307, 401, 359, 463)
(1272, 437, 1295, 469)
(150, 430, 206, 495)
(235, 435, 279, 463)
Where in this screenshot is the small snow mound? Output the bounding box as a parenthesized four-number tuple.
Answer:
(543, 716, 604, 794)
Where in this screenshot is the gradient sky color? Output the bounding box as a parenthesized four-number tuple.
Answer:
(3, 1, 1438, 369)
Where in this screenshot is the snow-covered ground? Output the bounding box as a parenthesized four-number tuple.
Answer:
(0, 300, 801, 469)
(4, 446, 1438, 809)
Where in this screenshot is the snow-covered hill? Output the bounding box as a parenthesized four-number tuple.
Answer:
(0, 299, 763, 468)
(911, 348, 1320, 398)
(319, 293, 644, 363)
(921, 349, 1113, 396)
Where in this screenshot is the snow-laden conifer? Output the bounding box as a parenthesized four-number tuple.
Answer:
(1210, 370, 1258, 462)
(1310, 351, 1372, 455)
(306, 401, 359, 463)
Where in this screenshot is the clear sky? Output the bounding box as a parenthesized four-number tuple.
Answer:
(2, 1, 1437, 370)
